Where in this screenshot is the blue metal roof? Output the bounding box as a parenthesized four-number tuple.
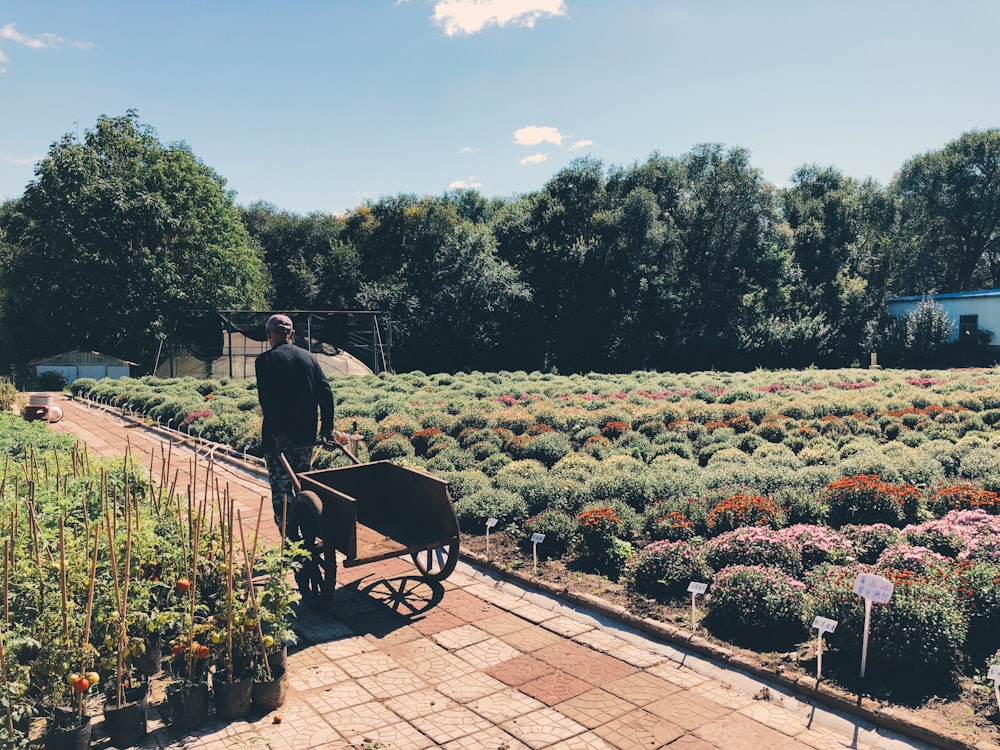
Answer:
(888, 288, 1000, 303)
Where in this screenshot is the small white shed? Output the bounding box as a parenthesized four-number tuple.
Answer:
(31, 350, 136, 381)
(887, 288, 1000, 344)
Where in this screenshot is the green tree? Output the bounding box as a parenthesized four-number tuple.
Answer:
(890, 129, 1000, 293)
(0, 112, 267, 370)
(241, 202, 358, 309)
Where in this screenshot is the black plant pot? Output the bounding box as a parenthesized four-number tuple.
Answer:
(251, 665, 287, 712)
(214, 670, 253, 720)
(44, 709, 92, 750)
(103, 681, 149, 748)
(166, 681, 210, 731)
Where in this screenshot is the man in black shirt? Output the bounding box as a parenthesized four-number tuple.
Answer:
(255, 314, 335, 531)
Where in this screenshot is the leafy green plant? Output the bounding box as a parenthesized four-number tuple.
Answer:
(705, 565, 808, 649)
(627, 539, 708, 602)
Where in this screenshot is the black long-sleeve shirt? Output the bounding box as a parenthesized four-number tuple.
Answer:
(255, 341, 334, 455)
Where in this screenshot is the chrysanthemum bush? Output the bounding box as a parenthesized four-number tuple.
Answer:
(627, 539, 709, 602)
(704, 565, 808, 649)
(702, 526, 802, 576)
(576, 506, 631, 579)
(704, 492, 785, 534)
(952, 560, 1000, 650)
(804, 564, 967, 677)
(822, 474, 923, 528)
(927, 484, 1000, 516)
(522, 509, 576, 560)
(839, 523, 902, 564)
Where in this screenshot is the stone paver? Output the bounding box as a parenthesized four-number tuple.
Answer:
(47, 396, 952, 750)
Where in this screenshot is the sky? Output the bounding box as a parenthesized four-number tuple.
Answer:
(2, 0, 1000, 216)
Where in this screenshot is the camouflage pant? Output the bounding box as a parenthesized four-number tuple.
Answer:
(265, 446, 314, 532)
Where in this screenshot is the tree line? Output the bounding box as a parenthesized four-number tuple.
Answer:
(1, 111, 999, 375)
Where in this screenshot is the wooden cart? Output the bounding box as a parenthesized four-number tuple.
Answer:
(279, 443, 461, 605)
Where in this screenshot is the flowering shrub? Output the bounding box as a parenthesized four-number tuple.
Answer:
(822, 474, 922, 528)
(875, 543, 951, 575)
(927, 485, 1000, 516)
(702, 526, 802, 576)
(643, 506, 697, 542)
(839, 523, 903, 564)
(523, 509, 576, 560)
(804, 564, 967, 677)
(930, 509, 1000, 561)
(705, 565, 808, 649)
(454, 488, 527, 532)
(904, 517, 969, 558)
(577, 507, 630, 579)
(410, 428, 444, 456)
(777, 524, 854, 569)
(705, 493, 784, 534)
(627, 540, 708, 602)
(952, 560, 1000, 648)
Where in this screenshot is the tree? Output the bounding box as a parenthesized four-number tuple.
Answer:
(241, 202, 358, 309)
(890, 129, 1000, 293)
(0, 112, 268, 370)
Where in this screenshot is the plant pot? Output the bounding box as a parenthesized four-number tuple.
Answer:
(103, 682, 149, 748)
(44, 710, 92, 750)
(262, 643, 288, 674)
(251, 665, 287, 712)
(166, 681, 209, 731)
(213, 671, 253, 720)
(135, 635, 163, 677)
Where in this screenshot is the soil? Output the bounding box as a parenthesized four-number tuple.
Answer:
(463, 531, 1000, 749)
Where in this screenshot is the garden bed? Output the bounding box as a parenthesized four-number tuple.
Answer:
(72, 366, 1000, 746)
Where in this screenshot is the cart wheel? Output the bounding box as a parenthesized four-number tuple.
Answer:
(288, 491, 336, 606)
(411, 538, 460, 581)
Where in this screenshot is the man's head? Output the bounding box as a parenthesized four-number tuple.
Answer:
(266, 314, 294, 346)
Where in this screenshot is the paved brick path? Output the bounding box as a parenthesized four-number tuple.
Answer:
(43, 394, 942, 750)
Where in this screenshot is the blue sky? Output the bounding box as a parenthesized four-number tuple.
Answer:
(2, 0, 1000, 215)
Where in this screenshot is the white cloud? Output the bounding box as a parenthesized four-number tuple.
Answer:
(519, 152, 548, 165)
(1, 23, 60, 48)
(569, 139, 593, 151)
(1, 152, 40, 166)
(458, 146, 479, 154)
(434, 0, 566, 37)
(0, 23, 94, 50)
(513, 125, 563, 147)
(449, 176, 482, 189)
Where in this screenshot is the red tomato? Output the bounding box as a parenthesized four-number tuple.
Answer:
(196, 645, 210, 659)
(71, 676, 89, 693)
(176, 577, 191, 592)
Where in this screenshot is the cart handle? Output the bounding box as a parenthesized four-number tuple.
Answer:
(278, 436, 363, 492)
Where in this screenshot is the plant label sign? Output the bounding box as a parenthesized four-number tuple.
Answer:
(530, 533, 545, 576)
(990, 664, 1000, 711)
(688, 581, 708, 631)
(811, 616, 838, 681)
(853, 573, 894, 678)
(485, 517, 499, 557)
(852, 573, 893, 604)
(812, 616, 837, 634)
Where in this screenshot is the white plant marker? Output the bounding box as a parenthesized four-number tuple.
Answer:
(852, 573, 894, 678)
(989, 664, 1000, 713)
(811, 616, 838, 680)
(485, 517, 498, 558)
(530, 532, 545, 576)
(687, 581, 708, 631)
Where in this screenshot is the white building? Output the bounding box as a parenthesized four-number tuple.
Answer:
(886, 288, 1000, 345)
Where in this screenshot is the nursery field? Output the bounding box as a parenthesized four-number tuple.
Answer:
(72, 366, 1000, 744)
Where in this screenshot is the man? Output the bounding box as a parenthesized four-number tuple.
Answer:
(255, 313, 335, 531)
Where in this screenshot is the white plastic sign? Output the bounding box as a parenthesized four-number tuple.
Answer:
(812, 616, 838, 634)
(812, 616, 838, 681)
(991, 665, 1000, 712)
(688, 581, 708, 631)
(530, 533, 545, 576)
(852, 573, 894, 604)
(485, 518, 499, 558)
(853, 573, 894, 678)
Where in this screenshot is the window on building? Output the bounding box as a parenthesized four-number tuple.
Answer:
(959, 314, 979, 342)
